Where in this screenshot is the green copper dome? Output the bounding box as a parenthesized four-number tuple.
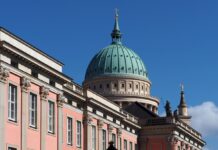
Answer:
(85, 11, 149, 81)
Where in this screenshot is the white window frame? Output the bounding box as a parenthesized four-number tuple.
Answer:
(119, 137, 122, 150)
(129, 142, 133, 150)
(48, 100, 55, 133)
(92, 125, 96, 150)
(102, 129, 106, 150)
(67, 117, 73, 145)
(8, 147, 17, 150)
(76, 121, 82, 147)
(112, 133, 116, 147)
(8, 84, 17, 122)
(29, 93, 37, 128)
(124, 139, 127, 150)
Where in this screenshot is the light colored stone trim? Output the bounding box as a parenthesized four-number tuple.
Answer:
(40, 86, 49, 150)
(0, 66, 9, 150)
(21, 77, 31, 150)
(57, 94, 64, 150)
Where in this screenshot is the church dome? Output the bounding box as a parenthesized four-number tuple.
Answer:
(85, 43, 149, 81)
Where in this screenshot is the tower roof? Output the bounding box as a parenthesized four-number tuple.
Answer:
(84, 10, 149, 82)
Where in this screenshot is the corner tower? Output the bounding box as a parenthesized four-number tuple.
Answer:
(83, 11, 159, 113)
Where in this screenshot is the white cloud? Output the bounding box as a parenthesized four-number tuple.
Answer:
(189, 101, 218, 137)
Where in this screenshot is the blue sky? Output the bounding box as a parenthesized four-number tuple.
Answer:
(1, 0, 218, 149)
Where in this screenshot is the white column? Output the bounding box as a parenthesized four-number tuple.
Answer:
(83, 115, 93, 150)
(57, 94, 65, 150)
(117, 128, 122, 150)
(108, 124, 113, 142)
(40, 86, 49, 150)
(0, 66, 9, 150)
(21, 77, 31, 150)
(98, 120, 104, 150)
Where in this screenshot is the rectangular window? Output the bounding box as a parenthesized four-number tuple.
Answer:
(29, 93, 37, 127)
(8, 84, 17, 122)
(67, 117, 73, 145)
(8, 147, 17, 150)
(102, 130, 106, 150)
(129, 142, 133, 150)
(119, 138, 122, 150)
(92, 126, 96, 150)
(48, 101, 55, 133)
(124, 140, 127, 150)
(76, 121, 82, 147)
(112, 133, 116, 147)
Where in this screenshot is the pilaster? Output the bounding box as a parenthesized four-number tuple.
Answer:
(21, 77, 31, 150)
(0, 66, 9, 150)
(83, 115, 93, 150)
(57, 94, 65, 150)
(98, 119, 104, 150)
(40, 86, 49, 150)
(108, 124, 114, 142)
(117, 128, 122, 150)
(168, 135, 178, 150)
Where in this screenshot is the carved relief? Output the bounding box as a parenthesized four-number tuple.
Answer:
(83, 115, 93, 125)
(98, 119, 104, 129)
(21, 77, 31, 92)
(40, 86, 49, 100)
(108, 124, 114, 132)
(168, 135, 179, 145)
(57, 94, 65, 107)
(117, 128, 122, 136)
(0, 66, 9, 82)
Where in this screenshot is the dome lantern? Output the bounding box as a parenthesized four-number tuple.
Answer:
(111, 9, 122, 45)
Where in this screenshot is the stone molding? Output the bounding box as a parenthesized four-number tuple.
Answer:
(83, 115, 93, 125)
(57, 94, 65, 107)
(21, 77, 31, 92)
(108, 124, 114, 133)
(0, 66, 9, 83)
(40, 86, 49, 100)
(117, 128, 122, 136)
(168, 135, 179, 145)
(98, 119, 104, 129)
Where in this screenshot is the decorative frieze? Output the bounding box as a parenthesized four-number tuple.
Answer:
(0, 66, 9, 83)
(21, 77, 31, 92)
(108, 124, 114, 133)
(168, 135, 179, 145)
(83, 115, 93, 125)
(40, 86, 49, 100)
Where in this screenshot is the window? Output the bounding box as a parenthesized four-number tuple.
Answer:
(129, 84, 132, 88)
(29, 93, 37, 127)
(8, 84, 17, 122)
(48, 101, 55, 133)
(119, 138, 122, 150)
(124, 140, 127, 150)
(129, 142, 133, 150)
(8, 147, 17, 150)
(136, 85, 138, 89)
(67, 117, 73, 145)
(114, 83, 117, 88)
(102, 130, 106, 150)
(106, 84, 110, 88)
(121, 83, 125, 88)
(92, 126, 96, 150)
(178, 146, 181, 150)
(99, 84, 102, 89)
(76, 121, 82, 147)
(112, 133, 116, 147)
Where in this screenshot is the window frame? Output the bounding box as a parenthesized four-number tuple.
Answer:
(124, 139, 128, 150)
(8, 84, 17, 122)
(76, 121, 82, 147)
(48, 100, 55, 134)
(67, 117, 73, 145)
(92, 125, 96, 150)
(29, 92, 37, 128)
(102, 129, 106, 150)
(112, 133, 116, 147)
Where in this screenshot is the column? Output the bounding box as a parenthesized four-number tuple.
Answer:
(108, 124, 113, 142)
(40, 86, 49, 150)
(21, 77, 31, 150)
(0, 66, 9, 150)
(57, 94, 65, 150)
(83, 115, 93, 150)
(168, 136, 178, 150)
(117, 128, 122, 150)
(98, 119, 104, 150)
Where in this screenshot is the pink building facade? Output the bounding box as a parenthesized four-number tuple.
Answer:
(0, 28, 139, 150)
(0, 24, 205, 150)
